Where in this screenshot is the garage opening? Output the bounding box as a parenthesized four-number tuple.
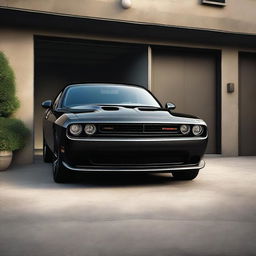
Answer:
(34, 36, 148, 150)
(151, 47, 221, 154)
(239, 52, 256, 156)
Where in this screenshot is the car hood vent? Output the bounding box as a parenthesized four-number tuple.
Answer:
(101, 106, 120, 111)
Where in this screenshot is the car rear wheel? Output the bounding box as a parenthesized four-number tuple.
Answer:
(172, 169, 199, 180)
(43, 138, 53, 163)
(52, 156, 69, 183)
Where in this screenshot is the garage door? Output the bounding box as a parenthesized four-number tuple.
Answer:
(239, 53, 256, 156)
(152, 48, 220, 154)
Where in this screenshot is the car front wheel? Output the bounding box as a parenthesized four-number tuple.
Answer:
(43, 138, 53, 163)
(52, 156, 69, 183)
(172, 169, 199, 180)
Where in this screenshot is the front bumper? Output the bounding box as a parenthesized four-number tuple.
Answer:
(62, 159, 205, 172)
(62, 135, 208, 171)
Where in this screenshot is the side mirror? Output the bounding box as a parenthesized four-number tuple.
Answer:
(41, 100, 52, 109)
(165, 102, 176, 110)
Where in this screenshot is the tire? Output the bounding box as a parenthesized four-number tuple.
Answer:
(52, 157, 69, 183)
(43, 138, 53, 163)
(172, 169, 199, 180)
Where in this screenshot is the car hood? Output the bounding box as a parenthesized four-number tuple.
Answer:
(56, 105, 206, 127)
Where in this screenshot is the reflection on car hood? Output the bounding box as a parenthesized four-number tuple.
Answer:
(56, 105, 206, 127)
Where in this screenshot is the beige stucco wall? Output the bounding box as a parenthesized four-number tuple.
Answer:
(221, 48, 239, 156)
(0, 28, 34, 164)
(0, 0, 256, 35)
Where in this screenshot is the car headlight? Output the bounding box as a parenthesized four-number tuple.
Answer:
(84, 124, 96, 135)
(69, 124, 82, 136)
(192, 125, 203, 136)
(180, 124, 190, 135)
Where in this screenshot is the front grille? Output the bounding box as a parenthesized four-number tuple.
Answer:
(97, 124, 180, 136)
(99, 124, 143, 133)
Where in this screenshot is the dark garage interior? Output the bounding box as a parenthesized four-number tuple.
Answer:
(34, 36, 149, 149)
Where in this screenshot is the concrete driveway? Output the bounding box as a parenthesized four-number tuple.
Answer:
(0, 156, 256, 256)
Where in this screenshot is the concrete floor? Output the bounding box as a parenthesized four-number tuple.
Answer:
(0, 156, 256, 256)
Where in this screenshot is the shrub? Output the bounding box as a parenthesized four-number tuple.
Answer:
(0, 52, 19, 117)
(0, 117, 30, 151)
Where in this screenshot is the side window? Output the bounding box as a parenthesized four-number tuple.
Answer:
(53, 92, 62, 110)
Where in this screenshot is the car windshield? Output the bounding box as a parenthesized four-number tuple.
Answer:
(62, 85, 161, 108)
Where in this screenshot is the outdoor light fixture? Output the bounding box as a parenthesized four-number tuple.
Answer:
(121, 0, 132, 9)
(227, 83, 235, 93)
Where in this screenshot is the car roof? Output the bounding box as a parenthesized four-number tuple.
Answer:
(65, 83, 149, 89)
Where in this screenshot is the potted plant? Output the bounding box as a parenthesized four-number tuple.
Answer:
(0, 118, 29, 170)
(0, 52, 29, 171)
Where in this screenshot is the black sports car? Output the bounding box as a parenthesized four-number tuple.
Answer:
(42, 83, 208, 183)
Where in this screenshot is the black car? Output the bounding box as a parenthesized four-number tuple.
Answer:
(42, 83, 208, 183)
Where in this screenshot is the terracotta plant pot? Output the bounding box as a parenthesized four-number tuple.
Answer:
(0, 151, 13, 171)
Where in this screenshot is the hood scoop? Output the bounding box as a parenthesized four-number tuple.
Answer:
(101, 106, 120, 111)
